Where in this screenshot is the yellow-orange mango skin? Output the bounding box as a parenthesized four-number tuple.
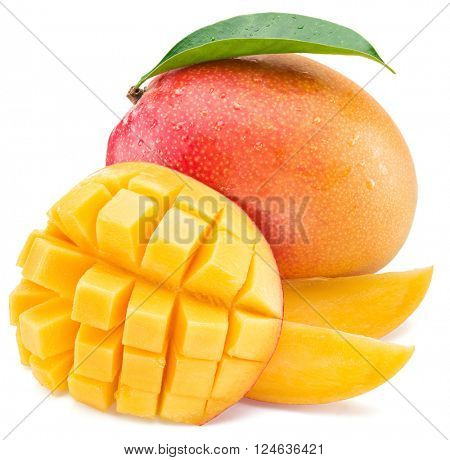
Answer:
(282, 267, 432, 338)
(247, 322, 414, 404)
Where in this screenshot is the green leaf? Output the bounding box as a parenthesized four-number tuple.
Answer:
(132, 12, 393, 91)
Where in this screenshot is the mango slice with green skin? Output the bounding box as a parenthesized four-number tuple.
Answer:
(282, 268, 432, 338)
(247, 322, 414, 404)
(11, 162, 283, 425)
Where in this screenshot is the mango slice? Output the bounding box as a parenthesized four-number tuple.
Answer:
(247, 322, 414, 404)
(282, 268, 432, 338)
(12, 162, 283, 424)
(246, 269, 430, 404)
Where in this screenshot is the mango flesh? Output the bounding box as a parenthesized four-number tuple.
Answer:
(247, 322, 414, 404)
(107, 54, 417, 279)
(246, 268, 430, 403)
(11, 162, 283, 424)
(13, 262, 424, 406)
(282, 267, 432, 338)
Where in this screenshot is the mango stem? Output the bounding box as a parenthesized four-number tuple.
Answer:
(127, 86, 144, 104)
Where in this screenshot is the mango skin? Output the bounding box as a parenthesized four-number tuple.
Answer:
(107, 54, 417, 279)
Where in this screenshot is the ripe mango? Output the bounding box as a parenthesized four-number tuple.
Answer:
(107, 54, 417, 279)
(11, 162, 283, 424)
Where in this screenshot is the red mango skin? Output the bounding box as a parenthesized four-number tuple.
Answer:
(107, 54, 417, 279)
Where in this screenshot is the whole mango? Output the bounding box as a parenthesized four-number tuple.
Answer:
(107, 54, 417, 279)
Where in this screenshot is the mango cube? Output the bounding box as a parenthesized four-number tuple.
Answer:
(204, 399, 230, 422)
(122, 280, 175, 353)
(74, 325, 124, 382)
(140, 207, 209, 287)
(159, 393, 206, 425)
(68, 371, 118, 411)
(44, 221, 71, 242)
(19, 297, 79, 359)
(226, 309, 281, 362)
(215, 202, 258, 243)
(82, 162, 145, 194)
(115, 385, 158, 419)
(16, 327, 31, 366)
(9, 279, 55, 325)
(22, 237, 95, 298)
(235, 249, 283, 318)
(120, 346, 166, 392)
(128, 170, 184, 217)
(97, 188, 159, 267)
(52, 182, 112, 249)
(174, 295, 228, 361)
(72, 264, 134, 330)
(173, 182, 224, 223)
(17, 229, 71, 268)
(29, 350, 73, 392)
(211, 357, 265, 401)
(183, 230, 253, 306)
(165, 348, 217, 398)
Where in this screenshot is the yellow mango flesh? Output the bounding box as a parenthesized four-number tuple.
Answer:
(115, 384, 159, 418)
(282, 268, 432, 338)
(13, 162, 282, 424)
(247, 268, 430, 403)
(29, 351, 73, 392)
(9, 279, 56, 325)
(22, 238, 95, 299)
(19, 297, 79, 360)
(122, 280, 175, 353)
(68, 370, 119, 411)
(52, 181, 112, 250)
(74, 324, 124, 382)
(247, 322, 414, 404)
(16, 327, 31, 366)
(72, 264, 135, 330)
(120, 346, 166, 393)
(97, 188, 159, 268)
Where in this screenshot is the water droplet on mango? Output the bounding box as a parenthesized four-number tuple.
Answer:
(366, 178, 376, 190)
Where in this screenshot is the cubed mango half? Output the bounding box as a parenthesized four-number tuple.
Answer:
(11, 163, 283, 424)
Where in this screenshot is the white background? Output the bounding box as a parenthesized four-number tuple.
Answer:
(1, 0, 449, 458)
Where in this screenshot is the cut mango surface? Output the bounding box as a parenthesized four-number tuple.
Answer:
(12, 162, 283, 424)
(246, 269, 430, 404)
(16, 327, 31, 366)
(10, 279, 56, 325)
(247, 322, 414, 404)
(282, 268, 432, 338)
(30, 351, 73, 392)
